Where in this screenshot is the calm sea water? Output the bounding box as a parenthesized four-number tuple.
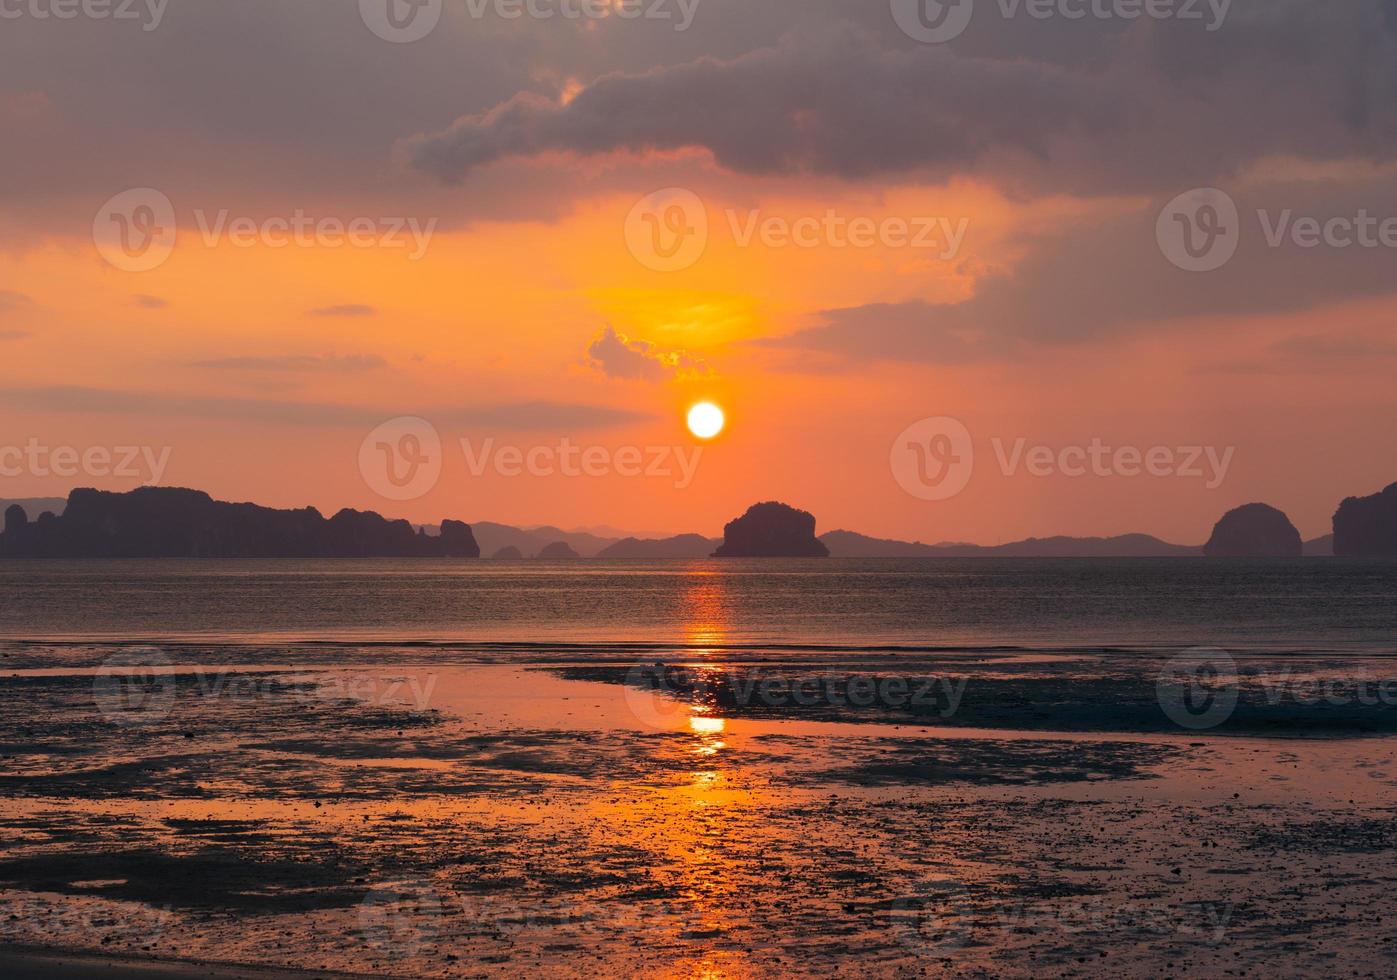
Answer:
(1, 558, 1395, 652)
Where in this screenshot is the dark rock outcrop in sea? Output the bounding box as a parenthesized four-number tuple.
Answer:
(536, 541, 580, 559)
(0, 487, 480, 559)
(491, 545, 525, 560)
(1333, 482, 1397, 557)
(1203, 503, 1303, 558)
(712, 501, 830, 558)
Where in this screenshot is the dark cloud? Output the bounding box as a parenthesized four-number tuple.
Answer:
(134, 295, 168, 309)
(407, 4, 1397, 195)
(310, 304, 377, 318)
(0, 386, 651, 431)
(769, 173, 1397, 363)
(586, 325, 709, 381)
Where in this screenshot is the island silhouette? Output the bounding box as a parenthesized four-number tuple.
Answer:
(1, 483, 1393, 559)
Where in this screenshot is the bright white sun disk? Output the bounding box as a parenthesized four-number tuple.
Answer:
(687, 402, 725, 439)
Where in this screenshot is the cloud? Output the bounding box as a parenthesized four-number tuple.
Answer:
(769, 170, 1397, 364)
(134, 295, 168, 309)
(0, 329, 30, 341)
(585, 325, 709, 381)
(759, 302, 1012, 365)
(0, 386, 652, 431)
(1272, 334, 1397, 358)
(407, 5, 1397, 195)
(190, 354, 388, 373)
(310, 304, 377, 318)
(0, 290, 29, 313)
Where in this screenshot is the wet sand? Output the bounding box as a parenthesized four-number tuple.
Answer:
(0, 945, 371, 979)
(2, 644, 1396, 976)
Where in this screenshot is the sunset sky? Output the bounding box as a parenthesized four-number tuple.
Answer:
(3, 0, 1397, 543)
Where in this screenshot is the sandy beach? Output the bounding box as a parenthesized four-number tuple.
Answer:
(3, 639, 1395, 977)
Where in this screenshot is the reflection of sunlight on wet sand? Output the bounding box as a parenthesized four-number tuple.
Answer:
(689, 716, 726, 736)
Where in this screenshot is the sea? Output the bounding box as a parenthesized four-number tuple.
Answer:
(1, 557, 1394, 652)
(3, 558, 1396, 976)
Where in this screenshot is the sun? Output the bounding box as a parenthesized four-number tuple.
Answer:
(687, 402, 726, 440)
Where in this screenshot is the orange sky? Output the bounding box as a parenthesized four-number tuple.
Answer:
(3, 3, 1397, 543)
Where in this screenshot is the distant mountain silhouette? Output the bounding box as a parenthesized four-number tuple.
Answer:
(490, 545, 524, 560)
(0, 487, 479, 558)
(536, 540, 580, 559)
(713, 502, 829, 558)
(1203, 503, 1302, 557)
(821, 529, 1203, 558)
(1333, 482, 1397, 556)
(467, 522, 620, 558)
(596, 534, 722, 559)
(0, 497, 68, 523)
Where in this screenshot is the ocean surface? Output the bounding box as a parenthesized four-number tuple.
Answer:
(4, 558, 1397, 976)
(1, 557, 1395, 652)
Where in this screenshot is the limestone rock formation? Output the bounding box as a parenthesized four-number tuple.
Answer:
(0, 487, 480, 558)
(712, 502, 830, 558)
(1333, 482, 1397, 557)
(1203, 503, 1302, 558)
